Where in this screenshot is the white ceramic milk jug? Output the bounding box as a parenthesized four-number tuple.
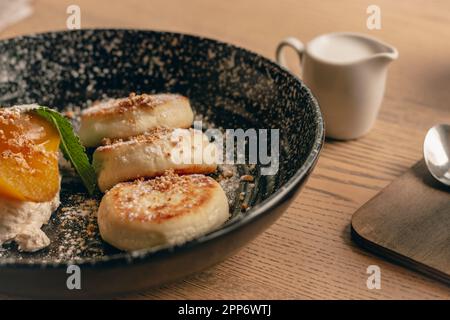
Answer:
(276, 32, 398, 140)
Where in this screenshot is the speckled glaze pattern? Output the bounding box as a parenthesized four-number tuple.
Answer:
(0, 29, 323, 296)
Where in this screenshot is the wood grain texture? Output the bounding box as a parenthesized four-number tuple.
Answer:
(1, 0, 450, 299)
(352, 159, 450, 285)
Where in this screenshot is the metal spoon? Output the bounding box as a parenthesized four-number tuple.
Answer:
(423, 124, 450, 186)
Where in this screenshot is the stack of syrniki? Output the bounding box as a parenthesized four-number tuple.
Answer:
(79, 93, 229, 251)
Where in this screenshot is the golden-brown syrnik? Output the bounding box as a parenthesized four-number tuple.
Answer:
(97, 171, 229, 251)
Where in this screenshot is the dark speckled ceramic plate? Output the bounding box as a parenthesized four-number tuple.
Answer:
(0, 29, 323, 298)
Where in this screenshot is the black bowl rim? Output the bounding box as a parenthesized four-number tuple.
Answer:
(0, 28, 324, 269)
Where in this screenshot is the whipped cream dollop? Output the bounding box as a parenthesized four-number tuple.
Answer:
(0, 190, 60, 252)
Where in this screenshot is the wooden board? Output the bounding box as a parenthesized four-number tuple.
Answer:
(352, 160, 450, 285)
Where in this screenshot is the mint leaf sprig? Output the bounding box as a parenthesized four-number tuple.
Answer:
(34, 107, 97, 196)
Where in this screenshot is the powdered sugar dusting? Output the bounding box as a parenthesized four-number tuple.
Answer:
(0, 101, 256, 262)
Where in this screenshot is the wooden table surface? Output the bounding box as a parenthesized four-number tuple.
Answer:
(1, 0, 449, 299)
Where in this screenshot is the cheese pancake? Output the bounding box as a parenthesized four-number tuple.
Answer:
(93, 128, 218, 192)
(79, 93, 194, 147)
(97, 172, 229, 251)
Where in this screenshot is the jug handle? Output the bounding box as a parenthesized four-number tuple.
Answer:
(276, 37, 305, 76)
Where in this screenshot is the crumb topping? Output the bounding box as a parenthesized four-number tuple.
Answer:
(108, 170, 216, 222)
(240, 174, 254, 182)
(98, 127, 174, 149)
(95, 127, 204, 153)
(0, 108, 57, 173)
(81, 93, 185, 118)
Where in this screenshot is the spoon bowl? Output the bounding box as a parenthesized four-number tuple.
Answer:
(423, 124, 450, 186)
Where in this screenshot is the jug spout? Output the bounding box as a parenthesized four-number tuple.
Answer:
(375, 46, 399, 62)
(331, 33, 399, 64)
(369, 39, 399, 64)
